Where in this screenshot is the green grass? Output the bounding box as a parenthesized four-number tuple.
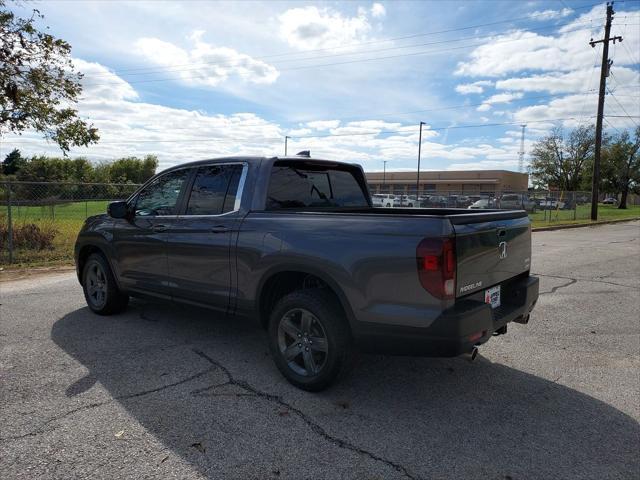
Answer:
(1, 201, 639, 269)
(3, 200, 110, 222)
(530, 204, 640, 228)
(1, 200, 110, 268)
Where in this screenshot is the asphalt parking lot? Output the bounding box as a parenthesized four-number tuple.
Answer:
(1, 221, 639, 480)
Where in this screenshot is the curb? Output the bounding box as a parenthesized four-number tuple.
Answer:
(532, 217, 640, 232)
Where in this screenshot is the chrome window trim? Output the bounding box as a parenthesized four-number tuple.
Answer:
(130, 161, 248, 219)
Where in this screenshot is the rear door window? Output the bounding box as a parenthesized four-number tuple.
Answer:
(266, 162, 368, 209)
(185, 164, 244, 215)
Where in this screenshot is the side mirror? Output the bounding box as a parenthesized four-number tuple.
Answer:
(108, 200, 129, 219)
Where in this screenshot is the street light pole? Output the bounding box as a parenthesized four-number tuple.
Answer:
(383, 160, 388, 190)
(284, 136, 290, 156)
(416, 121, 425, 197)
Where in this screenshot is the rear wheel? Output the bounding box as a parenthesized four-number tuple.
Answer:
(268, 289, 352, 391)
(82, 253, 129, 315)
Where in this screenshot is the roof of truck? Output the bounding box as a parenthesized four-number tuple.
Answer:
(161, 156, 356, 174)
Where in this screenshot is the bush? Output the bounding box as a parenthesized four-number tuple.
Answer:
(0, 222, 57, 251)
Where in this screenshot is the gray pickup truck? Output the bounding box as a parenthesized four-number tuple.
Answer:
(75, 156, 539, 391)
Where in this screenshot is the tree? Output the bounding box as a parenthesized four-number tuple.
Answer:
(108, 155, 158, 184)
(2, 148, 24, 175)
(601, 126, 640, 209)
(529, 126, 596, 191)
(0, 1, 99, 153)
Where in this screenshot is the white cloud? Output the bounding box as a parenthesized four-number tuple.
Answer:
(75, 59, 138, 102)
(134, 32, 279, 87)
(485, 92, 524, 104)
(278, 6, 375, 50)
(371, 3, 386, 18)
(496, 67, 640, 94)
(447, 159, 520, 171)
(306, 120, 341, 130)
(527, 8, 573, 21)
(455, 80, 492, 95)
(477, 92, 524, 111)
(513, 90, 639, 130)
(455, 6, 640, 78)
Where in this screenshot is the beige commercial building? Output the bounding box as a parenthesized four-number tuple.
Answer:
(366, 170, 528, 194)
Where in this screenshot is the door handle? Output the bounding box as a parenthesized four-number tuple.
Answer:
(211, 225, 230, 233)
(152, 224, 167, 232)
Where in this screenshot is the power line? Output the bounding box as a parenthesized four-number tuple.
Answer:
(607, 73, 640, 128)
(92, 2, 608, 77)
(606, 88, 640, 128)
(82, 16, 616, 80)
(82, 25, 609, 88)
(603, 116, 624, 134)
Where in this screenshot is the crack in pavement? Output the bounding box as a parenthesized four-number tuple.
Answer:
(607, 237, 639, 244)
(191, 348, 418, 480)
(533, 272, 638, 290)
(0, 367, 216, 443)
(538, 277, 578, 296)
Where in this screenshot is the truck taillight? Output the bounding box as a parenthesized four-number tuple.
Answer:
(416, 237, 456, 299)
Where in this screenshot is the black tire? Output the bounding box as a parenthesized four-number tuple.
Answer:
(82, 253, 129, 315)
(268, 289, 352, 391)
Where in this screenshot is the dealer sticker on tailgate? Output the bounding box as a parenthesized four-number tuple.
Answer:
(484, 285, 501, 309)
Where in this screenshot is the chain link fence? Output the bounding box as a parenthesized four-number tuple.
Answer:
(1, 181, 140, 267)
(369, 186, 639, 223)
(1, 181, 638, 267)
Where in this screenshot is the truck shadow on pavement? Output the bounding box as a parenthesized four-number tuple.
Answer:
(51, 301, 639, 480)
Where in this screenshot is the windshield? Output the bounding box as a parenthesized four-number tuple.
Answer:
(266, 161, 369, 209)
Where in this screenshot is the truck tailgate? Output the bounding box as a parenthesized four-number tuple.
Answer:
(451, 212, 531, 297)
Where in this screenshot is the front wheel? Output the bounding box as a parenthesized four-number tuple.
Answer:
(268, 289, 352, 391)
(82, 253, 129, 315)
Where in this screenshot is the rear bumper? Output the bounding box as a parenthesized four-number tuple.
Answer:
(354, 275, 539, 356)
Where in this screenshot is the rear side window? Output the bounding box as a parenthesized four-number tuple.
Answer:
(266, 162, 368, 209)
(185, 164, 244, 215)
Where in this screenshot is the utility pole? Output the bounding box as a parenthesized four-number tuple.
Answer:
(518, 124, 526, 173)
(589, 2, 623, 220)
(284, 136, 290, 156)
(382, 160, 388, 190)
(416, 121, 425, 196)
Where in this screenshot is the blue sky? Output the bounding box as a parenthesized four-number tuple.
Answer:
(3, 0, 640, 172)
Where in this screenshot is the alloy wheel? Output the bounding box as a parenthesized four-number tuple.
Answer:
(86, 262, 107, 309)
(277, 308, 329, 377)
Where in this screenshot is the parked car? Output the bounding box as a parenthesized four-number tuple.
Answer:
(372, 194, 395, 208)
(393, 195, 416, 207)
(421, 195, 448, 207)
(468, 198, 496, 209)
(455, 195, 472, 208)
(75, 156, 539, 391)
(498, 194, 536, 212)
(602, 197, 618, 205)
